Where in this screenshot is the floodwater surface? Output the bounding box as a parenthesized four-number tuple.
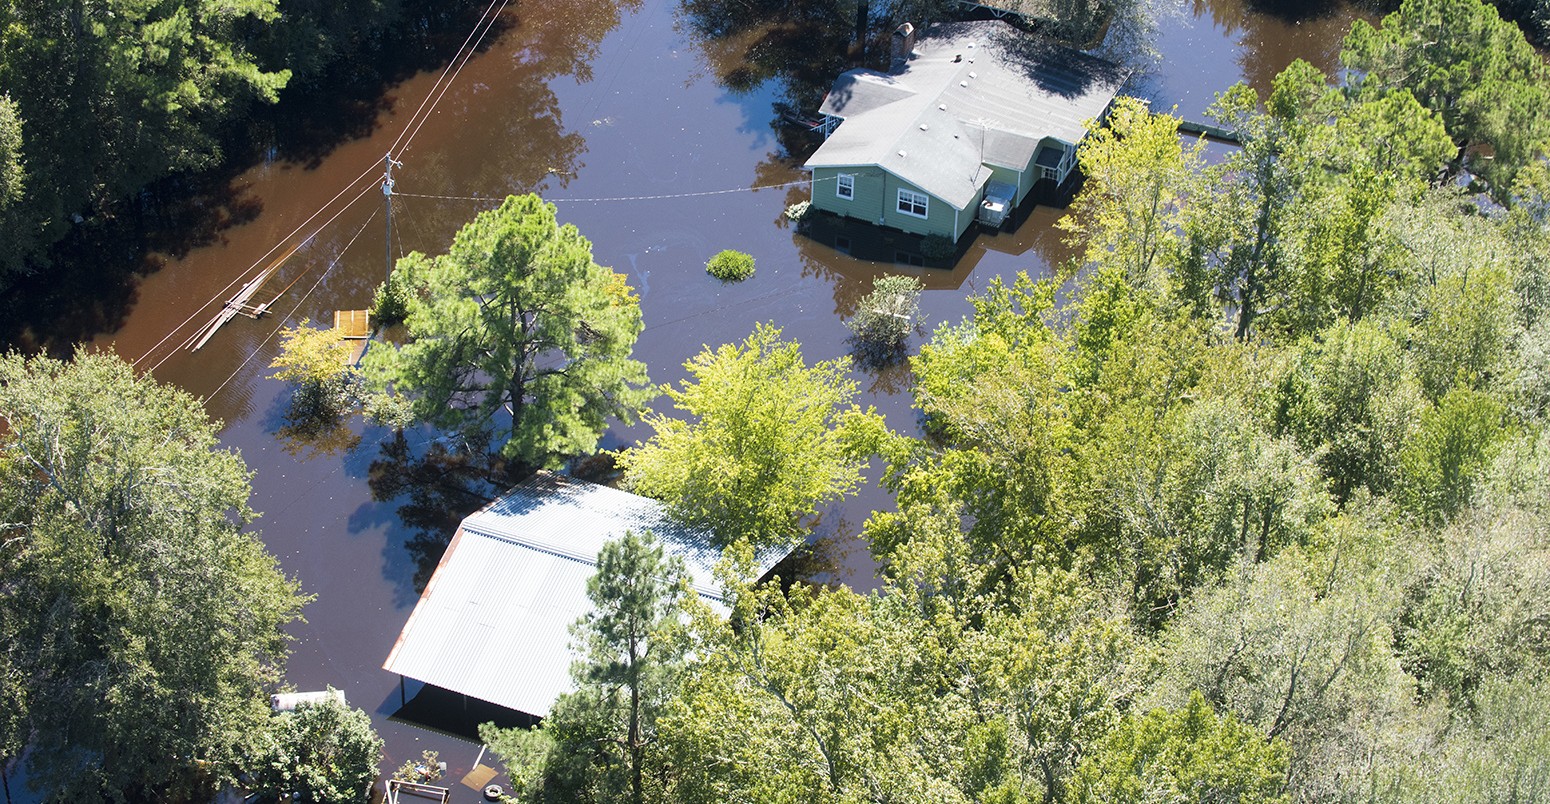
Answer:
(55, 0, 1367, 794)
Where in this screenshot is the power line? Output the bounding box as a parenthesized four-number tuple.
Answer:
(130, 168, 381, 369)
(386, 0, 505, 158)
(141, 180, 381, 375)
(130, 0, 512, 371)
(393, 0, 513, 160)
(206, 207, 380, 403)
(394, 175, 831, 205)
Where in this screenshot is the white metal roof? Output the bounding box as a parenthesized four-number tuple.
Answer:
(807, 21, 1128, 209)
(382, 472, 783, 718)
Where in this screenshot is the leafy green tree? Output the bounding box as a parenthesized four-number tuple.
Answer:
(1069, 692, 1290, 804)
(1274, 320, 1422, 504)
(617, 323, 884, 550)
(1399, 387, 1508, 525)
(0, 351, 307, 802)
(1060, 97, 1203, 297)
(1154, 524, 1413, 801)
(0, 0, 292, 276)
(363, 194, 651, 476)
(1342, 0, 1550, 195)
(247, 694, 384, 804)
(0, 94, 22, 211)
(271, 318, 361, 421)
(481, 531, 691, 804)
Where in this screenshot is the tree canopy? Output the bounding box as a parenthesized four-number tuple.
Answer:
(616, 323, 884, 550)
(364, 194, 651, 476)
(0, 351, 308, 802)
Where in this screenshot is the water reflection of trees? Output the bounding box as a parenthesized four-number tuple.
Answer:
(368, 433, 501, 593)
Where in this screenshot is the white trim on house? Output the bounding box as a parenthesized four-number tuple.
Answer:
(898, 188, 929, 219)
(837, 173, 855, 200)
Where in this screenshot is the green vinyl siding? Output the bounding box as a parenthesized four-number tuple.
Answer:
(810, 166, 888, 224)
(810, 166, 979, 240)
(881, 175, 959, 239)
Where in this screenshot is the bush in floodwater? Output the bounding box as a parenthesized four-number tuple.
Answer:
(847, 275, 923, 367)
(707, 249, 755, 281)
(372, 271, 411, 325)
(921, 234, 956, 262)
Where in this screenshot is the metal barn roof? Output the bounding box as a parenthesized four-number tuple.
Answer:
(382, 471, 781, 718)
(807, 21, 1128, 209)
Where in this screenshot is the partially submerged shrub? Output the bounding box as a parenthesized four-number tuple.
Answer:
(920, 234, 956, 262)
(707, 249, 755, 281)
(372, 270, 411, 325)
(847, 275, 923, 366)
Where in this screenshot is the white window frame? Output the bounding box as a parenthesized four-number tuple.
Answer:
(836, 173, 855, 200)
(897, 189, 929, 219)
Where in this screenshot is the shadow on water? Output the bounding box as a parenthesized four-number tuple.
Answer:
(0, 3, 508, 357)
(363, 432, 502, 602)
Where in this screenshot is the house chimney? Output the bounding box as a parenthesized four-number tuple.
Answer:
(891, 23, 916, 73)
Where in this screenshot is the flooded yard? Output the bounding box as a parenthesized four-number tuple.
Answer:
(36, 0, 1368, 793)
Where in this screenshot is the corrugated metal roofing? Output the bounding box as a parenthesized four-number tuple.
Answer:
(806, 21, 1128, 210)
(383, 471, 784, 718)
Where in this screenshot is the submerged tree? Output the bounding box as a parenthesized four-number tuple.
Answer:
(846, 274, 923, 367)
(363, 194, 652, 477)
(0, 351, 308, 801)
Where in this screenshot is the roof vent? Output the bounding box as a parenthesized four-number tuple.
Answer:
(968, 71, 977, 79)
(960, 81, 968, 87)
(919, 123, 929, 131)
(939, 104, 947, 111)
(898, 150, 907, 157)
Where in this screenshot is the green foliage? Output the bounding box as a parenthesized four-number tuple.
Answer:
(482, 532, 691, 804)
(0, 95, 23, 211)
(0, 351, 308, 801)
(247, 694, 383, 804)
(846, 274, 922, 366)
(1343, 0, 1550, 195)
(919, 234, 955, 261)
(362, 194, 651, 475)
(617, 323, 882, 550)
(1069, 692, 1290, 804)
(1399, 387, 1508, 524)
(1274, 320, 1421, 503)
(705, 249, 755, 281)
(0, 0, 292, 276)
(371, 270, 412, 326)
(391, 750, 444, 784)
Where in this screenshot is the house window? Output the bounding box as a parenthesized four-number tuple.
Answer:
(897, 189, 929, 218)
(836, 174, 855, 200)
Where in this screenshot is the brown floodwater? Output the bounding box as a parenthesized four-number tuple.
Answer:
(38, 0, 1368, 796)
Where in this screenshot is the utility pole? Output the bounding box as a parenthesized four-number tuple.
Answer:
(382, 152, 402, 281)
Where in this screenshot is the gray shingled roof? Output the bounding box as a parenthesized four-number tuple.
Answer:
(807, 21, 1127, 210)
(383, 471, 785, 718)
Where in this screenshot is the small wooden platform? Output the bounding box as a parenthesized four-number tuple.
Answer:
(334, 309, 372, 365)
(385, 779, 450, 804)
(334, 309, 371, 339)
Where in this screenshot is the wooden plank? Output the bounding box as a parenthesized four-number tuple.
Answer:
(334, 309, 372, 339)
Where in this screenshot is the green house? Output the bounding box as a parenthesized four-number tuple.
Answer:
(804, 21, 1127, 241)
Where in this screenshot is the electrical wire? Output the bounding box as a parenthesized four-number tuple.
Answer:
(141, 179, 381, 375)
(130, 168, 382, 369)
(131, 0, 511, 372)
(385, 0, 505, 158)
(206, 207, 380, 402)
(393, 0, 514, 160)
(394, 175, 832, 205)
